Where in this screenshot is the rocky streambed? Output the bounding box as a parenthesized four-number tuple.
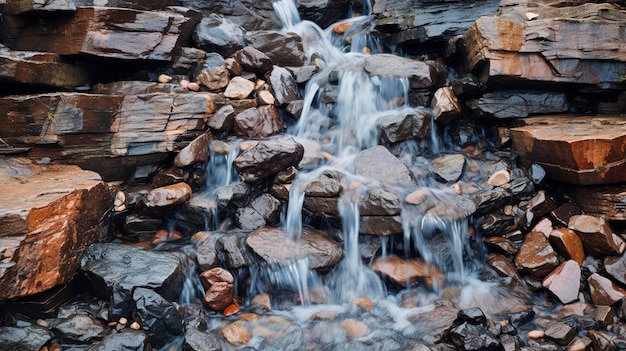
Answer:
(1, 0, 626, 350)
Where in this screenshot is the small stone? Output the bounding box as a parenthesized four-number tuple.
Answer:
(119, 317, 128, 325)
(588, 273, 626, 306)
(341, 319, 371, 338)
(549, 228, 585, 266)
(224, 76, 255, 100)
(405, 188, 430, 205)
(332, 22, 352, 34)
(527, 330, 545, 339)
(542, 260, 581, 304)
(514, 231, 560, 278)
(223, 303, 240, 316)
(114, 191, 125, 207)
(158, 74, 172, 83)
(544, 321, 576, 345)
(526, 12, 539, 20)
(353, 297, 374, 311)
(130, 322, 141, 330)
(222, 322, 250, 345)
(257, 90, 276, 105)
(251, 293, 271, 311)
(569, 214, 626, 256)
(187, 82, 201, 91)
(49, 344, 62, 351)
(180, 79, 189, 89)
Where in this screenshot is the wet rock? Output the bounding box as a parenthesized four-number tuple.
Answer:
(354, 145, 414, 185)
(4, 7, 198, 61)
(180, 0, 279, 30)
(605, 253, 626, 287)
(550, 203, 582, 227)
(303, 197, 340, 218)
(484, 236, 518, 255)
(269, 66, 300, 105)
(479, 214, 514, 237)
(514, 231, 560, 278)
(574, 184, 626, 222)
(288, 65, 318, 84)
(216, 182, 252, 209)
(251, 193, 281, 224)
(341, 319, 372, 338)
(0, 325, 51, 351)
(468, 91, 568, 118)
(376, 108, 431, 144)
(488, 170, 511, 187)
(304, 173, 343, 197)
(588, 330, 616, 351)
(457, 307, 487, 326)
(195, 54, 229, 91)
(52, 313, 107, 343)
(193, 14, 245, 57)
(371, 255, 444, 288)
(152, 166, 186, 188)
(566, 337, 592, 351)
(232, 46, 273, 74)
(360, 215, 404, 236)
(132, 287, 183, 348)
(473, 188, 512, 215)
(0, 158, 112, 301)
(431, 87, 461, 124)
(592, 305, 614, 328)
(4, 0, 76, 13)
(487, 254, 522, 283)
(208, 105, 236, 131)
(135, 182, 192, 217)
(246, 31, 306, 67)
(183, 318, 221, 351)
(549, 228, 585, 266)
(448, 322, 502, 351)
(407, 300, 460, 344)
(257, 90, 276, 105)
(224, 77, 255, 100)
(221, 321, 251, 345)
(542, 260, 580, 305)
(0, 51, 88, 89)
(362, 54, 436, 89)
(174, 132, 211, 168)
(588, 273, 626, 306)
(569, 214, 625, 256)
(233, 136, 304, 183)
(216, 232, 253, 268)
(519, 190, 557, 230)
(85, 329, 150, 351)
(232, 105, 283, 138)
(245, 226, 343, 271)
(200, 267, 235, 311)
(358, 187, 401, 216)
(511, 117, 626, 185)
(286, 100, 304, 118)
(79, 243, 183, 319)
(195, 235, 218, 271)
(123, 214, 162, 236)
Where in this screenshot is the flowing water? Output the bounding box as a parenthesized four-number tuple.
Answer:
(167, 1, 536, 349)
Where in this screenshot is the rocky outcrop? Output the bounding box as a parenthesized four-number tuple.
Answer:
(0, 158, 112, 301)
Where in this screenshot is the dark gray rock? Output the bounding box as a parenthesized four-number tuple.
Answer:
(407, 300, 459, 344)
(360, 215, 403, 236)
(297, 0, 352, 28)
(233, 105, 284, 138)
(132, 288, 183, 349)
(269, 66, 301, 105)
(468, 91, 569, 118)
(246, 31, 305, 67)
(376, 108, 431, 144)
(180, 0, 280, 30)
(52, 313, 107, 343)
(86, 329, 151, 351)
(236, 206, 267, 230)
(193, 14, 245, 57)
(195, 53, 229, 91)
(363, 54, 436, 89)
(431, 154, 465, 183)
(208, 105, 235, 131)
(232, 46, 274, 73)
(358, 187, 401, 216)
(79, 243, 183, 319)
(354, 145, 415, 185)
(233, 136, 304, 183)
(0, 325, 51, 351)
(183, 318, 221, 351)
(472, 188, 512, 215)
(448, 322, 502, 351)
(250, 193, 281, 223)
(479, 214, 514, 237)
(216, 182, 252, 208)
(544, 321, 576, 346)
(217, 232, 253, 268)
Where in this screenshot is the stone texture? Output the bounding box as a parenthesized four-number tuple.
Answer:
(132, 287, 183, 348)
(371, 255, 444, 288)
(431, 87, 461, 124)
(4, 0, 76, 14)
(135, 182, 192, 217)
(588, 273, 626, 306)
(52, 313, 107, 343)
(233, 136, 304, 183)
(574, 184, 626, 221)
(542, 260, 580, 304)
(232, 105, 283, 138)
(0, 325, 51, 351)
(549, 228, 585, 266)
(245, 226, 343, 271)
(268, 66, 300, 105)
(193, 14, 245, 57)
(354, 145, 415, 185)
(180, 0, 280, 30)
(604, 253, 626, 287)
(0, 158, 111, 302)
(84, 329, 150, 351)
(431, 154, 465, 183)
(232, 46, 273, 74)
(0, 51, 88, 89)
(359, 215, 403, 236)
(174, 132, 211, 168)
(245, 31, 306, 67)
(376, 108, 431, 144)
(468, 91, 568, 118)
(195, 54, 229, 91)
(358, 187, 401, 216)
(224, 77, 255, 100)
(511, 116, 626, 185)
(569, 214, 625, 256)
(362, 54, 437, 89)
(200, 267, 235, 311)
(514, 231, 559, 278)
(2, 7, 198, 61)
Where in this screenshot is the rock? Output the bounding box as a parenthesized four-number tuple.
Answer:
(457, 307, 487, 326)
(550, 203, 582, 227)
(183, 319, 221, 351)
(468, 91, 568, 118)
(3, 7, 198, 61)
(232, 105, 283, 138)
(569, 214, 625, 256)
(200, 268, 235, 311)
(79, 243, 183, 319)
(514, 231, 560, 278)
(484, 236, 518, 255)
(216, 182, 252, 209)
(172, 47, 206, 75)
(478, 214, 514, 237)
(216, 233, 253, 268)
(592, 305, 615, 328)
(250, 194, 281, 223)
(245, 31, 306, 67)
(303, 197, 340, 218)
(371, 255, 444, 288)
(152, 166, 185, 188)
(193, 14, 245, 57)
(341, 319, 372, 338)
(511, 116, 626, 185)
(132, 288, 183, 348)
(0, 325, 51, 351)
(432, 154, 465, 183)
(257, 90, 276, 105)
(407, 300, 460, 344)
(604, 253, 626, 287)
(85, 329, 150, 351)
(208, 105, 236, 131)
(376, 108, 431, 144)
(195, 53, 229, 91)
(221, 321, 251, 345)
(0, 51, 88, 89)
(123, 214, 162, 236)
(354, 145, 414, 185)
(4, 0, 76, 13)
(519, 190, 557, 230)
(549, 228, 585, 266)
(574, 184, 626, 221)
(488, 170, 510, 187)
(233, 136, 304, 183)
(288, 65, 318, 84)
(180, 0, 280, 30)
(135, 182, 192, 217)
(52, 313, 107, 343)
(566, 337, 592, 351)
(268, 66, 300, 105)
(588, 273, 626, 306)
(304, 173, 343, 197)
(542, 260, 580, 304)
(245, 226, 343, 271)
(362, 54, 437, 89)
(588, 330, 616, 351)
(224, 77, 255, 100)
(174, 132, 211, 168)
(431, 87, 461, 124)
(472, 188, 511, 215)
(448, 322, 502, 351)
(232, 46, 273, 74)
(0, 158, 112, 302)
(195, 235, 218, 272)
(358, 187, 401, 216)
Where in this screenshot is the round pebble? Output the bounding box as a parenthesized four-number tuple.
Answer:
(187, 82, 200, 91)
(130, 321, 141, 330)
(118, 317, 128, 325)
(527, 330, 545, 339)
(157, 74, 172, 83)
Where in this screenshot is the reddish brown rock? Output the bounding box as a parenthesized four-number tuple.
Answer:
(549, 228, 585, 266)
(431, 87, 461, 124)
(604, 253, 626, 287)
(371, 255, 444, 288)
(232, 136, 304, 183)
(511, 116, 626, 185)
(574, 184, 626, 221)
(232, 106, 283, 138)
(0, 158, 112, 301)
(224, 77, 255, 100)
(341, 319, 372, 339)
(568, 214, 625, 256)
(221, 322, 250, 345)
(514, 231, 559, 278)
(542, 260, 580, 304)
(135, 182, 192, 216)
(0, 51, 88, 89)
(484, 236, 518, 255)
(232, 46, 273, 74)
(174, 132, 211, 168)
(359, 216, 403, 236)
(2, 7, 198, 61)
(486, 253, 522, 283)
(200, 267, 235, 311)
(587, 273, 626, 306)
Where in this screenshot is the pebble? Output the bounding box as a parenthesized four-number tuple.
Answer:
(223, 303, 240, 316)
(353, 297, 374, 311)
(130, 321, 141, 330)
(526, 12, 539, 20)
(452, 183, 462, 195)
(35, 319, 48, 327)
(157, 74, 172, 83)
(118, 317, 128, 325)
(179, 79, 189, 89)
(488, 169, 510, 187)
(527, 330, 545, 339)
(49, 343, 62, 351)
(187, 82, 200, 91)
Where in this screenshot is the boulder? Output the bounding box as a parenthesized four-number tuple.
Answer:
(193, 14, 245, 57)
(514, 231, 560, 278)
(467, 91, 568, 118)
(588, 273, 626, 306)
(0, 158, 111, 302)
(375, 108, 431, 144)
(268, 66, 300, 105)
(362, 54, 437, 89)
(354, 145, 415, 185)
(179, 0, 280, 30)
(135, 182, 192, 217)
(232, 46, 273, 74)
(79, 243, 183, 319)
(542, 260, 580, 304)
(487, 253, 523, 284)
(245, 226, 343, 271)
(0, 51, 88, 90)
(511, 116, 626, 185)
(232, 105, 283, 138)
(574, 184, 626, 220)
(132, 288, 183, 348)
(569, 214, 625, 256)
(174, 132, 211, 168)
(2, 7, 198, 61)
(245, 31, 306, 67)
(233, 136, 304, 183)
(216, 233, 253, 268)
